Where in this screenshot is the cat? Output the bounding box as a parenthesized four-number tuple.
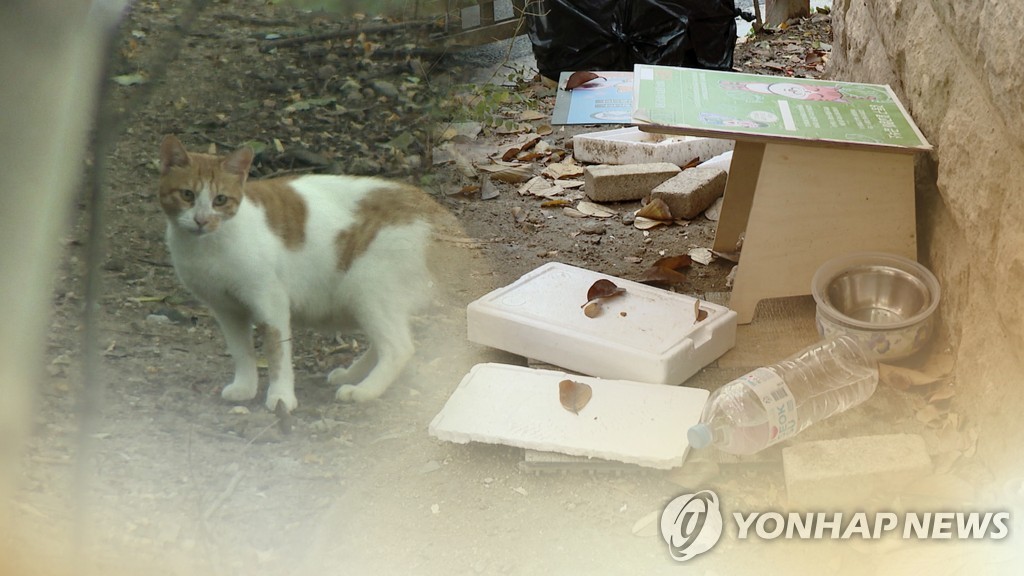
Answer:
(158, 134, 439, 411)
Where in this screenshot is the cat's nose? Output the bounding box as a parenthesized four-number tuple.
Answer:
(194, 214, 210, 231)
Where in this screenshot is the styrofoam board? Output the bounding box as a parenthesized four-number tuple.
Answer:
(428, 363, 710, 469)
(467, 262, 737, 385)
(573, 126, 735, 167)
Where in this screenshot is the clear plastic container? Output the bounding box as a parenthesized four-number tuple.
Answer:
(687, 335, 879, 455)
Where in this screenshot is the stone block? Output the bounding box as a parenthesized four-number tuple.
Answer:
(583, 162, 680, 203)
(783, 434, 932, 508)
(650, 166, 728, 220)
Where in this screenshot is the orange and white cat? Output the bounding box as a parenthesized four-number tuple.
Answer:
(158, 135, 437, 411)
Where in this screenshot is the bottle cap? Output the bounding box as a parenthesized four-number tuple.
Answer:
(687, 423, 712, 449)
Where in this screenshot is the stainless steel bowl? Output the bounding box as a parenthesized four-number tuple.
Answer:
(812, 253, 940, 361)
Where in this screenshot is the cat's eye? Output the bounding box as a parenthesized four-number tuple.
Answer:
(179, 189, 195, 202)
(213, 194, 229, 207)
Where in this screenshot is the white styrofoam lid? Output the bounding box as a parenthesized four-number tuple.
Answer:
(429, 363, 710, 470)
(470, 262, 729, 355)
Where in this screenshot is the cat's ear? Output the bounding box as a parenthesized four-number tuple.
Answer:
(222, 146, 254, 182)
(160, 135, 191, 174)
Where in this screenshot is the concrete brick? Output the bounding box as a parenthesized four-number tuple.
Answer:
(583, 162, 680, 202)
(651, 166, 728, 220)
(573, 127, 735, 167)
(783, 434, 932, 508)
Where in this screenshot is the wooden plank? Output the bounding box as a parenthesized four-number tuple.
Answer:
(713, 140, 765, 253)
(726, 143, 917, 323)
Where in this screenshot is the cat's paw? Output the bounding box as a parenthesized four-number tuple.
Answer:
(265, 389, 298, 413)
(336, 384, 380, 403)
(221, 380, 258, 402)
(327, 366, 355, 386)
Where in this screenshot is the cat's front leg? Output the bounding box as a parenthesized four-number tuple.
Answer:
(262, 320, 297, 412)
(215, 309, 259, 402)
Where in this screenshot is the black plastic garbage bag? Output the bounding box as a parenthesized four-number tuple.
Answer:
(529, 0, 738, 80)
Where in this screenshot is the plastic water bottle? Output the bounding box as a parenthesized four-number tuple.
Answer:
(687, 335, 878, 455)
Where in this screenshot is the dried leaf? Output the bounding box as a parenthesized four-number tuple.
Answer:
(582, 300, 602, 318)
(517, 176, 545, 196)
(653, 255, 693, 270)
(879, 363, 942, 391)
(480, 177, 500, 200)
(450, 184, 480, 197)
(632, 216, 666, 230)
(540, 198, 572, 208)
(486, 165, 533, 184)
(536, 124, 554, 136)
(639, 255, 692, 287)
(519, 135, 542, 152)
(559, 379, 593, 414)
(927, 385, 956, 404)
(563, 71, 604, 91)
(500, 146, 521, 162)
(636, 198, 673, 221)
(587, 278, 625, 302)
(688, 247, 715, 265)
(710, 249, 740, 263)
(542, 162, 584, 180)
(681, 156, 701, 170)
(576, 201, 615, 218)
(915, 403, 947, 425)
(694, 300, 709, 324)
(112, 73, 146, 86)
(519, 110, 548, 121)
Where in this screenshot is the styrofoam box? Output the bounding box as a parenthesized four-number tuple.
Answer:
(429, 363, 710, 469)
(573, 126, 735, 167)
(467, 262, 737, 385)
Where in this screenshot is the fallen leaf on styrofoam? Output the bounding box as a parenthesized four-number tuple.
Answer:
(688, 247, 715, 265)
(576, 201, 615, 218)
(636, 198, 673, 221)
(559, 379, 593, 414)
(694, 300, 709, 324)
(562, 71, 604, 91)
(587, 278, 625, 302)
(582, 300, 602, 318)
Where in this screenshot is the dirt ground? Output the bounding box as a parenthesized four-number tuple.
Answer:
(10, 3, 1013, 575)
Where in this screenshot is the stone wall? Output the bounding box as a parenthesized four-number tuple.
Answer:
(829, 0, 1024, 476)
